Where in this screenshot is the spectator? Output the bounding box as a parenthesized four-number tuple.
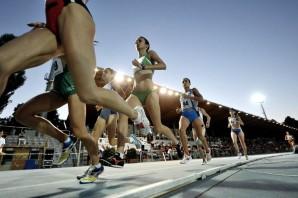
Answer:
(167, 146, 173, 160)
(18, 130, 26, 146)
(285, 131, 295, 152)
(0, 130, 5, 153)
(0, 130, 5, 164)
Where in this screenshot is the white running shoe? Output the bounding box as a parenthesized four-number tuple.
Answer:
(133, 106, 151, 135)
(180, 155, 192, 164)
(140, 126, 152, 136)
(206, 148, 212, 162)
(238, 152, 242, 159)
(201, 161, 207, 165)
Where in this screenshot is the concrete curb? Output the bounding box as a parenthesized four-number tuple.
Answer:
(108, 153, 290, 198)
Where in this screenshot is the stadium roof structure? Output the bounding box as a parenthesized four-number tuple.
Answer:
(157, 91, 296, 137)
(86, 73, 298, 137)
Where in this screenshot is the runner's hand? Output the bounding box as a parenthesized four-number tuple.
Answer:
(27, 22, 46, 29)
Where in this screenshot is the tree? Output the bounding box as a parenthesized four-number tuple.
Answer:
(284, 116, 298, 128)
(0, 33, 27, 114)
(11, 103, 25, 126)
(11, 103, 65, 129)
(47, 110, 66, 129)
(9, 103, 65, 133)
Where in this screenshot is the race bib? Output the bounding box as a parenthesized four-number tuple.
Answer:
(52, 58, 64, 77)
(137, 56, 152, 65)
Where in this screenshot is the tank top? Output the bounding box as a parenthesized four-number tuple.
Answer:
(52, 58, 65, 78)
(180, 89, 198, 111)
(133, 53, 154, 75)
(103, 82, 114, 91)
(229, 117, 240, 126)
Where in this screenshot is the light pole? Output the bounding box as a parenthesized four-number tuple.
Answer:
(42, 58, 64, 119)
(251, 92, 268, 119)
(259, 102, 268, 120)
(44, 58, 64, 92)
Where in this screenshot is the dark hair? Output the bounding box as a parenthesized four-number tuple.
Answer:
(182, 77, 191, 84)
(139, 36, 150, 52)
(229, 109, 238, 116)
(105, 68, 115, 75)
(230, 109, 239, 118)
(0, 33, 17, 47)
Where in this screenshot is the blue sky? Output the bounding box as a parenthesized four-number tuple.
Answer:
(0, 0, 297, 122)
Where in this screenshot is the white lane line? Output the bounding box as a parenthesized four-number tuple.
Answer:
(0, 179, 78, 191)
(243, 169, 298, 177)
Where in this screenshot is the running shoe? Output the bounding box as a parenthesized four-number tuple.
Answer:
(180, 155, 192, 164)
(245, 155, 248, 160)
(201, 160, 207, 165)
(133, 106, 151, 135)
(77, 166, 91, 180)
(100, 152, 125, 168)
(54, 135, 77, 165)
(79, 164, 104, 184)
(139, 126, 152, 136)
(206, 148, 212, 162)
(238, 152, 242, 159)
